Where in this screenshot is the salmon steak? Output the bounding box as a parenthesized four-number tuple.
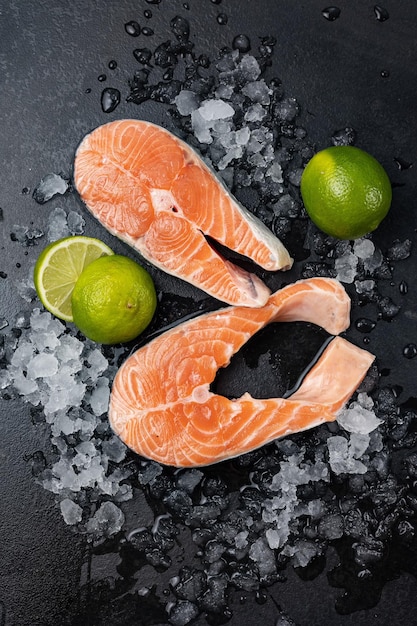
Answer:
(73, 119, 293, 308)
(108, 278, 375, 467)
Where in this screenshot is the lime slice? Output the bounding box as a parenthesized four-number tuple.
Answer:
(33, 236, 114, 322)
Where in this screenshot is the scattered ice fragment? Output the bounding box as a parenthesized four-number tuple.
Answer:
(327, 436, 368, 475)
(89, 376, 110, 416)
(249, 537, 277, 578)
(16, 277, 37, 302)
(241, 79, 271, 104)
(386, 239, 412, 261)
(234, 530, 249, 549)
(60, 498, 83, 525)
(13, 371, 39, 396)
(354, 279, 375, 295)
(281, 540, 319, 567)
(353, 238, 375, 259)
(11, 224, 44, 247)
(101, 436, 127, 464)
(175, 90, 200, 115)
(27, 353, 59, 379)
(169, 600, 199, 626)
(33, 173, 70, 204)
(86, 501, 125, 537)
(274, 97, 299, 122)
(265, 528, 282, 549)
(363, 246, 383, 273)
(237, 54, 261, 81)
(67, 211, 85, 235)
(244, 102, 267, 122)
(47, 207, 70, 241)
(85, 347, 109, 380)
(338, 402, 382, 434)
(198, 99, 235, 122)
(335, 250, 358, 283)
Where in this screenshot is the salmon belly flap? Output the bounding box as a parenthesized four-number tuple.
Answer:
(108, 278, 375, 467)
(73, 119, 293, 308)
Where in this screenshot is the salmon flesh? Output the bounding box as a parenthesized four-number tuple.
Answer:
(73, 119, 293, 307)
(108, 278, 375, 467)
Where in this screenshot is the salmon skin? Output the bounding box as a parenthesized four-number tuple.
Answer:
(108, 278, 375, 467)
(73, 119, 293, 308)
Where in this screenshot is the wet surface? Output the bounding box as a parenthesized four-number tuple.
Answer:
(1, 1, 417, 625)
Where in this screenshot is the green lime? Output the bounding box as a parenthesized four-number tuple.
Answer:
(71, 254, 157, 344)
(300, 145, 392, 240)
(33, 236, 114, 322)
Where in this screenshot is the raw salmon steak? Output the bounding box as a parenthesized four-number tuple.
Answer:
(109, 278, 375, 467)
(73, 119, 293, 308)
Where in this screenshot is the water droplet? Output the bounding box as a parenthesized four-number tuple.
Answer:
(374, 5, 389, 21)
(0, 271, 7, 279)
(170, 16, 190, 42)
(355, 318, 377, 333)
(144, 9, 152, 18)
(101, 88, 121, 113)
(322, 6, 341, 21)
(394, 157, 413, 171)
(380, 69, 390, 78)
(85, 87, 91, 94)
(98, 74, 107, 82)
(16, 262, 21, 268)
(183, 2, 190, 9)
(399, 280, 408, 294)
(108, 60, 117, 70)
(403, 343, 417, 359)
(125, 20, 141, 37)
(255, 589, 268, 605)
(141, 26, 154, 36)
(217, 12, 228, 25)
(145, 0, 161, 3)
(211, 0, 222, 4)
(198, 54, 210, 68)
(163, 68, 174, 81)
(133, 48, 152, 64)
(232, 34, 251, 53)
(21, 187, 30, 195)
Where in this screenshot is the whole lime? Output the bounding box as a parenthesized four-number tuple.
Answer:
(300, 145, 392, 240)
(71, 254, 157, 344)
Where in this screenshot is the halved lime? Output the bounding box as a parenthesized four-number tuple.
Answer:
(33, 236, 114, 321)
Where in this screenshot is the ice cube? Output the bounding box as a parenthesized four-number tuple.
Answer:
(27, 353, 59, 379)
(244, 103, 267, 122)
(353, 238, 375, 259)
(47, 207, 69, 241)
(86, 501, 125, 537)
(89, 377, 110, 416)
(338, 402, 382, 434)
(67, 211, 85, 235)
(60, 498, 83, 525)
(327, 435, 368, 475)
(335, 250, 358, 283)
(169, 600, 199, 626)
(249, 537, 277, 578)
(198, 99, 235, 122)
(175, 90, 200, 116)
(33, 173, 70, 204)
(241, 79, 271, 105)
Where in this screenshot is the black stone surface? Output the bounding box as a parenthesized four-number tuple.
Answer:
(1, 1, 417, 625)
